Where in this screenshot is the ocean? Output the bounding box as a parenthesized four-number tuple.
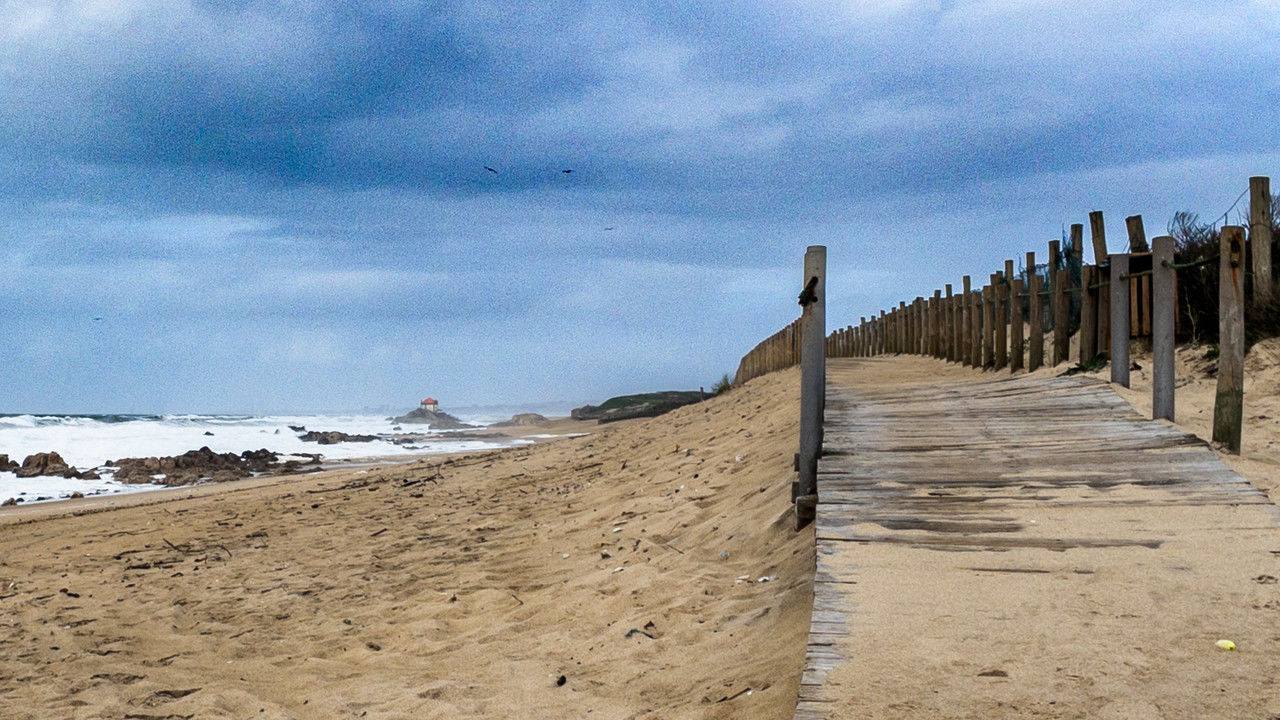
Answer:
(0, 404, 574, 505)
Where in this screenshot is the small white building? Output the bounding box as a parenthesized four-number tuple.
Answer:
(420, 397, 439, 412)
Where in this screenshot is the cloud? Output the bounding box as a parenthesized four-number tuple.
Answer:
(0, 0, 1277, 412)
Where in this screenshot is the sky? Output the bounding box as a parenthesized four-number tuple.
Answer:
(2, 0, 1278, 414)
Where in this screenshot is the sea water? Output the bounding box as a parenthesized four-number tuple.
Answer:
(0, 406, 568, 505)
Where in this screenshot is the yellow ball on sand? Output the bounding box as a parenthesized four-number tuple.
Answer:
(1215, 639, 1236, 651)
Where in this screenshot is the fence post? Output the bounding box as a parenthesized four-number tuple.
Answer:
(960, 276, 972, 365)
(796, 245, 826, 526)
(1080, 265, 1097, 364)
(901, 298, 911, 351)
(994, 270, 1008, 370)
(943, 284, 954, 361)
(1089, 211, 1108, 263)
(1010, 277, 1025, 372)
(983, 279, 996, 369)
(969, 289, 981, 367)
(1029, 272, 1044, 371)
(918, 297, 927, 354)
(1126, 214, 1149, 253)
(1251, 176, 1272, 300)
(1152, 236, 1175, 421)
(1110, 253, 1131, 387)
(1053, 268, 1070, 366)
(1213, 227, 1245, 452)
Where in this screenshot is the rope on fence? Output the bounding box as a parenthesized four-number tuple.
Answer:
(1161, 255, 1221, 270)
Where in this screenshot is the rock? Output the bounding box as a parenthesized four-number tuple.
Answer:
(298, 430, 378, 445)
(78, 470, 100, 480)
(390, 407, 476, 430)
(108, 447, 282, 486)
(69, 492, 84, 499)
(491, 413, 549, 427)
(15, 452, 75, 478)
(0, 455, 17, 472)
(1, 498, 17, 506)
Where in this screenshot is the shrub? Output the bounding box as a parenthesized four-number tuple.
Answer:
(711, 373, 734, 396)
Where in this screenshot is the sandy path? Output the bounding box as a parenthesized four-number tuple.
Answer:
(801, 356, 1280, 719)
(0, 370, 812, 719)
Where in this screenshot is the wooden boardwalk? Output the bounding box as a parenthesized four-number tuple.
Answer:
(797, 358, 1280, 719)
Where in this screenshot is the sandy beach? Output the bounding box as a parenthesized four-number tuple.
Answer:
(0, 370, 813, 719)
(1, 339, 1278, 719)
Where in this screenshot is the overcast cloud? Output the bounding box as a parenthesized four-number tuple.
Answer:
(2, 0, 1278, 413)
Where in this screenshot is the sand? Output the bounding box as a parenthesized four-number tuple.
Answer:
(1, 337, 1277, 719)
(0, 370, 813, 719)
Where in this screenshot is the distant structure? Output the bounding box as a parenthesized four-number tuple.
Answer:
(420, 397, 439, 412)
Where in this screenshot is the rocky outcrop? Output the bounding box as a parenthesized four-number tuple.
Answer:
(298, 430, 378, 444)
(572, 391, 706, 424)
(0, 454, 17, 472)
(107, 447, 306, 486)
(15, 452, 77, 478)
(491, 413, 550, 427)
(391, 407, 476, 430)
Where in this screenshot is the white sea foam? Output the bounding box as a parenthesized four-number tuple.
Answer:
(0, 470, 165, 505)
(0, 409, 543, 505)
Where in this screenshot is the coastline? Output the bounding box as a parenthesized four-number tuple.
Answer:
(0, 369, 811, 719)
(0, 417, 598, 525)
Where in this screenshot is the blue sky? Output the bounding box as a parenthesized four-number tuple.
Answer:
(2, 0, 1278, 413)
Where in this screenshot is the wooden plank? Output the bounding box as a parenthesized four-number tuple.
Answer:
(1028, 272, 1044, 371)
(1010, 277, 1024, 373)
(1080, 265, 1097, 363)
(1110, 253, 1130, 387)
(1251, 176, 1272, 300)
(1213, 227, 1245, 452)
(799, 365, 1273, 718)
(1153, 236, 1175, 421)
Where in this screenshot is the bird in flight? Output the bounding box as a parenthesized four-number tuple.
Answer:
(484, 166, 498, 174)
(562, 169, 572, 174)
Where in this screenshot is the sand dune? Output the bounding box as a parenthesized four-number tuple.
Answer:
(0, 370, 812, 719)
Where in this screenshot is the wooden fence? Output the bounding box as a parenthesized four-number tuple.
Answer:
(734, 176, 1273, 472)
(822, 176, 1272, 453)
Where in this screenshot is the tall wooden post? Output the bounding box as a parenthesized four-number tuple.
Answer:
(898, 301, 907, 353)
(796, 245, 826, 526)
(1080, 265, 1097, 364)
(1010, 277, 1025, 372)
(918, 297, 927, 355)
(1110, 253, 1130, 387)
(1251, 176, 1272, 300)
(961, 276, 973, 366)
(1053, 268, 1069, 366)
(1048, 240, 1061, 361)
(1152, 236, 1175, 421)
(931, 290, 942, 358)
(1089, 211, 1108, 264)
(952, 288, 963, 363)
(1213, 227, 1245, 453)
(994, 271, 1008, 370)
(1070, 224, 1084, 272)
(1097, 259, 1111, 357)
(878, 310, 886, 355)
(1029, 273, 1044, 371)
(969, 290, 982, 367)
(1126, 215, 1149, 253)
(944, 284, 954, 361)
(981, 283, 993, 368)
